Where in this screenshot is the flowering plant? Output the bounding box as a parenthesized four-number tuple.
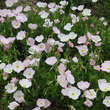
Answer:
(0, 0, 110, 110)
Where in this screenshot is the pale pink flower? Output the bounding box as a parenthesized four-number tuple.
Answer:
(53, 26, 60, 34)
(0, 36, 15, 46)
(77, 36, 87, 44)
(90, 59, 95, 66)
(90, 24, 94, 28)
(95, 42, 101, 46)
(48, 3, 56, 8)
(10, 77, 18, 84)
(12, 20, 21, 29)
(16, 31, 26, 40)
(77, 81, 90, 90)
(76, 45, 88, 56)
(16, 6, 23, 13)
(101, 61, 110, 73)
(60, 58, 69, 64)
(72, 57, 78, 63)
(93, 65, 101, 71)
(28, 23, 38, 30)
(37, 99, 51, 108)
(38, 43, 46, 52)
(60, 9, 65, 14)
(24, 6, 31, 12)
(47, 38, 55, 46)
(82, 17, 88, 21)
(57, 47, 63, 53)
(58, 63, 66, 74)
(44, 99, 51, 108)
(12, 0, 19, 3)
(55, 41, 65, 47)
(5, 0, 14, 7)
(23, 59, 31, 68)
(27, 38, 35, 46)
(65, 70, 75, 84)
(54, 19, 60, 24)
(96, 31, 100, 35)
(84, 89, 96, 100)
(45, 43, 52, 53)
(61, 88, 69, 96)
(3, 44, 10, 51)
(16, 13, 27, 23)
(57, 74, 68, 88)
(3, 73, 8, 80)
(45, 56, 57, 66)
(84, 99, 93, 107)
(68, 41, 74, 48)
(87, 32, 92, 39)
(0, 17, 5, 23)
(32, 107, 41, 110)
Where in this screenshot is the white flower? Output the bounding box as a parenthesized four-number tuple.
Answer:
(45, 56, 57, 66)
(77, 36, 87, 44)
(4, 64, 13, 74)
(23, 68, 35, 79)
(13, 90, 25, 103)
(65, 70, 75, 84)
(57, 74, 68, 88)
(29, 58, 40, 66)
(32, 107, 41, 110)
(24, 5, 31, 12)
(68, 32, 77, 40)
(71, 6, 77, 11)
(62, 87, 81, 100)
(43, 19, 53, 27)
(103, 96, 110, 107)
(68, 87, 81, 100)
(60, 1, 68, 6)
(16, 31, 26, 40)
(58, 33, 70, 42)
(92, 0, 97, 3)
(12, 61, 25, 73)
(5, 0, 14, 7)
(8, 101, 19, 110)
(82, 9, 91, 16)
(5, 83, 17, 94)
(103, 21, 108, 26)
(39, 11, 49, 19)
(101, 61, 110, 73)
(47, 38, 55, 46)
(76, 45, 88, 56)
(36, 2, 47, 8)
(61, 87, 70, 96)
(35, 35, 44, 42)
(60, 58, 69, 63)
(98, 79, 110, 92)
(16, 6, 23, 13)
(64, 23, 73, 31)
(28, 45, 41, 55)
(85, 89, 96, 100)
(77, 81, 90, 91)
(91, 35, 101, 43)
(99, 17, 104, 21)
(16, 13, 27, 23)
(77, 5, 84, 11)
(28, 23, 38, 30)
(19, 79, 32, 88)
(12, 20, 21, 29)
(72, 57, 78, 63)
(0, 63, 6, 70)
(38, 43, 45, 51)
